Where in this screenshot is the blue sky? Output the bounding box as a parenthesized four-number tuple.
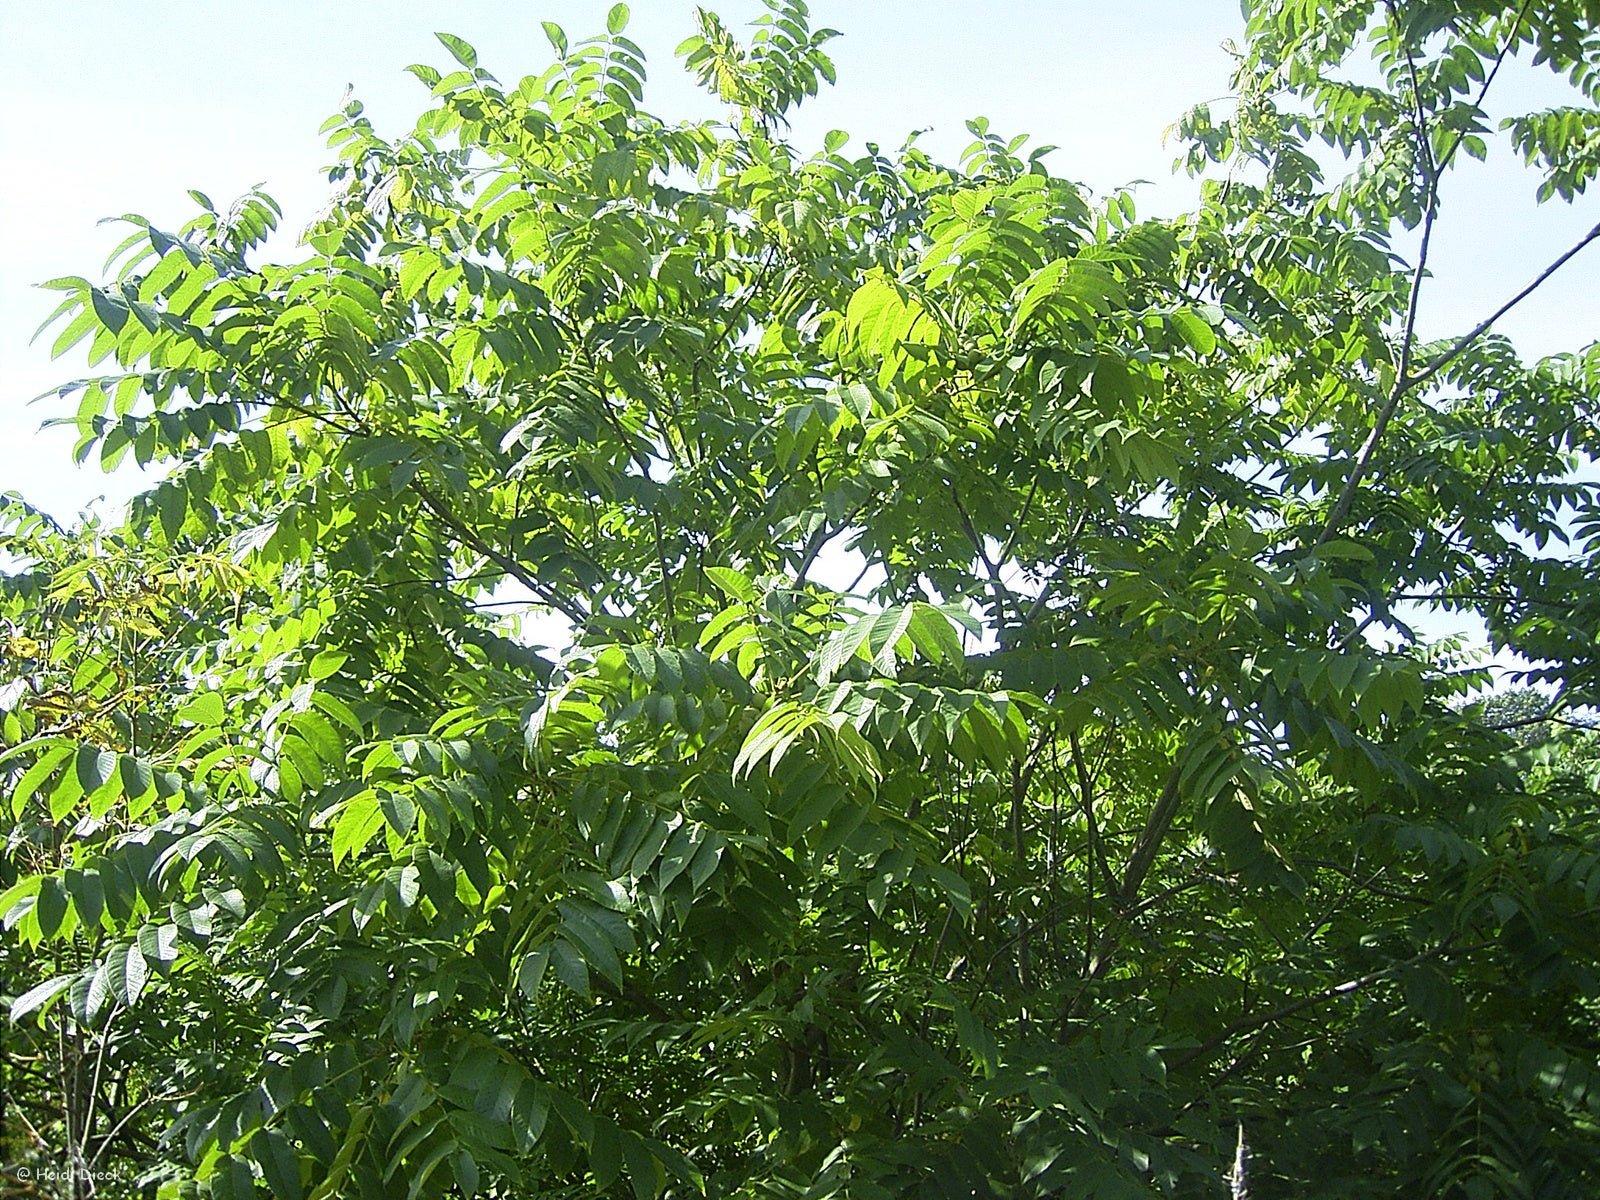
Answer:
(1, 1, 1594, 527)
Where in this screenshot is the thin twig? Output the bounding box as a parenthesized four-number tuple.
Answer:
(1434, 0, 1534, 175)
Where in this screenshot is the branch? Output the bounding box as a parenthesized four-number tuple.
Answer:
(1403, 219, 1600, 396)
(1434, 0, 1533, 175)
(1332, 606, 1386, 652)
(653, 511, 678, 634)
(1487, 711, 1596, 734)
(1298, 857, 1431, 905)
(411, 482, 588, 627)
(1169, 938, 1493, 1073)
(1391, 2, 1440, 191)
(1017, 508, 1092, 632)
(794, 494, 874, 586)
(711, 245, 779, 356)
(88, 1087, 193, 1171)
(1317, 220, 1600, 543)
(264, 397, 365, 438)
(949, 483, 1012, 626)
(1315, 2, 1581, 546)
(1318, 7, 1438, 546)
(1119, 761, 1184, 908)
(1069, 730, 1118, 900)
(997, 475, 1040, 566)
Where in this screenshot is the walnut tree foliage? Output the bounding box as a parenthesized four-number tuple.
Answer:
(4, 1, 1600, 1196)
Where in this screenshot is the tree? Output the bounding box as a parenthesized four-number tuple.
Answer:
(4, 1, 1600, 1195)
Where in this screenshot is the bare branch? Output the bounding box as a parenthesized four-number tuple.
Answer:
(1404, 219, 1600, 396)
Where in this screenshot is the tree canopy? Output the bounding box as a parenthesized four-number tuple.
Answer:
(4, 1, 1600, 1196)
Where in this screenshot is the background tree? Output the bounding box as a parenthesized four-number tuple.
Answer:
(4, 1, 1599, 1196)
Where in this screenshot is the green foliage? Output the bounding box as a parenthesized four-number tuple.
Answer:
(5, 2, 1600, 1196)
